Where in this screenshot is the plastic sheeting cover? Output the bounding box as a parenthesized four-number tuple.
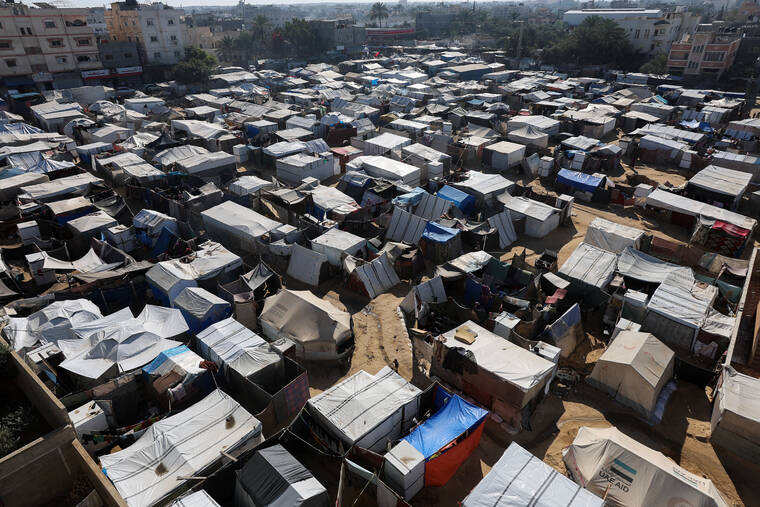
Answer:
(463, 442, 604, 507)
(558, 242, 617, 289)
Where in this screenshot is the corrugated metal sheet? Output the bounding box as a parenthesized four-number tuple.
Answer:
(386, 206, 427, 244)
(414, 192, 451, 220)
(488, 209, 517, 248)
(354, 254, 400, 299)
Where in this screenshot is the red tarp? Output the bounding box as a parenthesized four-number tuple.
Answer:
(424, 420, 486, 486)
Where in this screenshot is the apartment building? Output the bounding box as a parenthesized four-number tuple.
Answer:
(563, 7, 700, 55)
(0, 3, 103, 89)
(107, 1, 185, 66)
(667, 23, 741, 78)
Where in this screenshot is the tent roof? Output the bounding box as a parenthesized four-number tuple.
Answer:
(558, 242, 617, 289)
(403, 391, 488, 459)
(688, 164, 752, 197)
(440, 321, 554, 391)
(100, 389, 261, 507)
(595, 331, 674, 387)
(260, 289, 351, 347)
(463, 442, 604, 507)
(308, 366, 421, 444)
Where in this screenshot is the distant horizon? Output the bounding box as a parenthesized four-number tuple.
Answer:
(15, 0, 523, 9)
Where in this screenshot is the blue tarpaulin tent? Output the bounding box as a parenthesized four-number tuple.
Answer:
(392, 187, 426, 208)
(402, 389, 489, 485)
(422, 222, 459, 243)
(437, 185, 476, 216)
(556, 169, 603, 194)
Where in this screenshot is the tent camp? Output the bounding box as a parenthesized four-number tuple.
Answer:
(234, 445, 329, 507)
(307, 366, 421, 452)
(462, 442, 604, 507)
(173, 287, 232, 334)
(259, 289, 353, 362)
(584, 217, 645, 253)
(563, 426, 729, 507)
(588, 331, 674, 418)
(402, 388, 489, 487)
(101, 389, 263, 507)
(711, 366, 760, 464)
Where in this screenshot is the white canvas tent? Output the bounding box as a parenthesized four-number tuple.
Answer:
(168, 491, 220, 507)
(286, 244, 327, 286)
(462, 442, 604, 507)
(584, 217, 645, 253)
(499, 195, 560, 239)
(101, 389, 263, 507)
(3, 299, 102, 351)
(451, 171, 515, 202)
(202, 201, 282, 252)
(310, 228, 366, 266)
(711, 366, 760, 463)
(484, 141, 526, 170)
(307, 366, 421, 452)
(563, 426, 729, 507)
(195, 318, 274, 379)
(588, 331, 674, 418)
(507, 124, 549, 148)
(259, 289, 353, 362)
(558, 242, 617, 290)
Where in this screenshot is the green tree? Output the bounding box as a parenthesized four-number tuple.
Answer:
(640, 52, 668, 74)
(173, 47, 218, 84)
(370, 2, 390, 27)
(217, 35, 235, 63)
(282, 19, 325, 57)
(544, 16, 637, 67)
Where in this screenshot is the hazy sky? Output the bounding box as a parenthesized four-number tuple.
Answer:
(32, 0, 487, 9)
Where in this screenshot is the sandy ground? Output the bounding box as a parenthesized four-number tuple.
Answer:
(298, 153, 760, 506)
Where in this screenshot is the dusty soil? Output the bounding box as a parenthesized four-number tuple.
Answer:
(299, 153, 760, 506)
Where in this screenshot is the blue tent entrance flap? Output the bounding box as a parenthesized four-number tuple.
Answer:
(402, 391, 489, 459)
(437, 185, 476, 215)
(556, 169, 603, 194)
(422, 222, 459, 243)
(392, 187, 426, 208)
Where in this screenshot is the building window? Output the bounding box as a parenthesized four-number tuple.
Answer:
(634, 29, 641, 39)
(704, 51, 725, 62)
(174, 50, 180, 57)
(44, 20, 56, 29)
(5, 59, 16, 67)
(76, 55, 91, 62)
(0, 40, 11, 50)
(150, 36, 158, 42)
(154, 51, 161, 58)
(688, 61, 699, 69)
(76, 38, 91, 46)
(167, 19, 174, 25)
(692, 45, 704, 53)
(643, 29, 650, 39)
(104, 54, 113, 60)
(170, 35, 177, 41)
(49, 39, 63, 48)
(0, 22, 3, 29)
(20, 27, 32, 36)
(146, 18, 154, 26)
(56, 56, 67, 63)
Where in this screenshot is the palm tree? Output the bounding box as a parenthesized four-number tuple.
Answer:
(217, 36, 235, 63)
(370, 2, 390, 27)
(251, 14, 269, 43)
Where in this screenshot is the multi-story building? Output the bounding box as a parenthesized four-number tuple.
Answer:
(106, 0, 185, 67)
(97, 40, 143, 86)
(667, 23, 742, 78)
(311, 19, 366, 53)
(0, 3, 103, 90)
(563, 7, 700, 55)
(87, 7, 109, 43)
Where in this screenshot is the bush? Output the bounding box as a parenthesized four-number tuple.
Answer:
(0, 407, 27, 456)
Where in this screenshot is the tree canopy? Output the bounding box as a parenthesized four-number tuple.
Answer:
(370, 3, 390, 27)
(640, 52, 668, 74)
(543, 16, 637, 66)
(173, 47, 218, 84)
